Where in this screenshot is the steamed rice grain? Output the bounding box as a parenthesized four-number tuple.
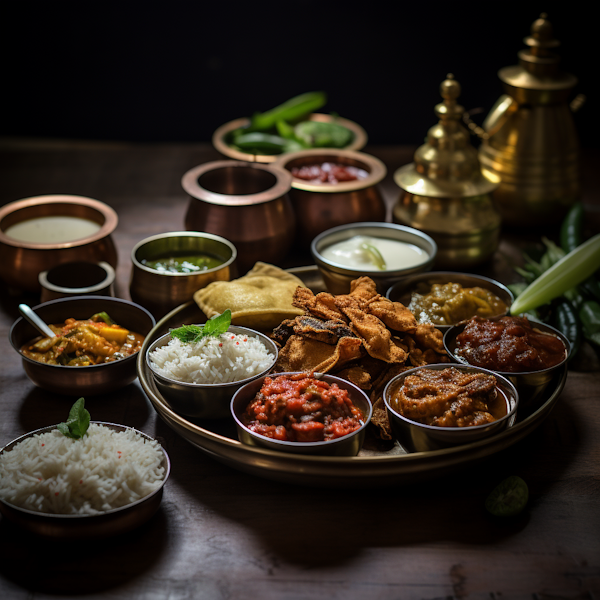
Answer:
(149, 332, 275, 384)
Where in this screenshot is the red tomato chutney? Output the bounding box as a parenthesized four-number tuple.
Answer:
(455, 316, 567, 373)
(241, 373, 364, 442)
(290, 162, 368, 184)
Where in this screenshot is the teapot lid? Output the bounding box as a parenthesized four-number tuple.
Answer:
(499, 13, 577, 91)
(395, 74, 498, 198)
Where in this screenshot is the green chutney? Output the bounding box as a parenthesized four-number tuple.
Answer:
(142, 254, 223, 274)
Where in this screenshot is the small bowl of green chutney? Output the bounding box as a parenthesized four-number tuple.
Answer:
(130, 231, 237, 318)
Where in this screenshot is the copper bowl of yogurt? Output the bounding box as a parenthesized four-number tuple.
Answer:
(0, 195, 118, 292)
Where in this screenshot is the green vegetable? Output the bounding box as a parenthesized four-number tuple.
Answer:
(550, 298, 581, 360)
(510, 233, 600, 316)
(580, 300, 600, 347)
(360, 242, 386, 270)
(560, 202, 584, 254)
(57, 398, 91, 440)
(485, 475, 529, 517)
(91, 311, 113, 324)
(233, 132, 288, 155)
(248, 91, 327, 132)
(294, 120, 354, 148)
(275, 119, 296, 140)
(170, 310, 232, 344)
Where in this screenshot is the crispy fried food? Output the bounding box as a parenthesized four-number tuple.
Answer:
(349, 276, 379, 302)
(367, 298, 418, 333)
(293, 288, 347, 323)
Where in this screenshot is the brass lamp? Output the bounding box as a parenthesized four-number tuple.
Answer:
(393, 74, 501, 269)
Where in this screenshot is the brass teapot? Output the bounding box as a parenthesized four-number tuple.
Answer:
(478, 13, 584, 227)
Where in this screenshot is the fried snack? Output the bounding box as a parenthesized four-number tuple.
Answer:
(194, 262, 304, 330)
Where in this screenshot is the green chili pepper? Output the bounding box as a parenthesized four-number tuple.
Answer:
(232, 132, 288, 155)
(579, 300, 600, 347)
(550, 298, 581, 360)
(560, 202, 584, 254)
(248, 92, 327, 132)
(275, 119, 296, 140)
(91, 311, 113, 324)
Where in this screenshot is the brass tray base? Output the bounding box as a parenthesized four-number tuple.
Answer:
(137, 266, 568, 488)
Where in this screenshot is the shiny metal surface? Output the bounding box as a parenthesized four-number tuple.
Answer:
(311, 222, 437, 295)
(478, 14, 581, 226)
(130, 231, 236, 319)
(385, 271, 514, 332)
(0, 195, 118, 292)
(0, 423, 170, 539)
(18, 303, 55, 338)
(212, 113, 368, 163)
(39, 261, 115, 302)
(230, 372, 372, 457)
(146, 326, 278, 419)
(444, 318, 570, 407)
(383, 364, 519, 453)
(10, 296, 155, 396)
(182, 161, 295, 273)
(275, 148, 386, 245)
(136, 267, 568, 487)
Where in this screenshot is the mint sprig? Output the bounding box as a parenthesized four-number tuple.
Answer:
(170, 309, 232, 344)
(57, 397, 91, 440)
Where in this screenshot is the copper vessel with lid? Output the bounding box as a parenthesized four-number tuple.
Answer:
(478, 13, 584, 226)
(393, 74, 501, 269)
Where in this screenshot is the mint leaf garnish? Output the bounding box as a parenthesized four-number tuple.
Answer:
(170, 310, 232, 344)
(58, 397, 91, 440)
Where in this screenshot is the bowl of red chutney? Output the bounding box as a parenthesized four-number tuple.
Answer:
(230, 371, 372, 456)
(443, 315, 570, 407)
(383, 364, 519, 453)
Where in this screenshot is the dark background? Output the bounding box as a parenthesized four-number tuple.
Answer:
(2, 2, 594, 147)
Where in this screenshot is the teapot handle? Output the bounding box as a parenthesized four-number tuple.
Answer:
(462, 95, 517, 140)
(570, 94, 586, 113)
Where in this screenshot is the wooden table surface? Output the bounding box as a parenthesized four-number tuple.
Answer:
(1, 139, 599, 599)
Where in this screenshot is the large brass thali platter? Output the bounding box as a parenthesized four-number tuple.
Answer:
(137, 267, 568, 488)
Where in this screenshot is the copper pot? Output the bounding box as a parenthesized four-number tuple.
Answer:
(0, 195, 118, 292)
(182, 161, 295, 274)
(275, 149, 387, 246)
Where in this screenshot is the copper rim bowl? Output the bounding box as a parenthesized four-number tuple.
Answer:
(231, 372, 373, 457)
(443, 317, 570, 407)
(130, 231, 237, 319)
(311, 222, 437, 295)
(9, 296, 156, 396)
(386, 271, 514, 332)
(274, 148, 387, 244)
(0, 422, 170, 539)
(212, 113, 368, 163)
(383, 363, 519, 453)
(145, 326, 279, 420)
(0, 195, 118, 292)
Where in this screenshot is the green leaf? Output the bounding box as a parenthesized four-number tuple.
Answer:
(58, 397, 91, 440)
(170, 310, 232, 344)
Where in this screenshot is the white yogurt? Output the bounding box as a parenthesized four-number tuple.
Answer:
(4, 216, 102, 243)
(320, 235, 428, 271)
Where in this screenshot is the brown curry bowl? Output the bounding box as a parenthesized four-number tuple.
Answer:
(182, 161, 295, 274)
(231, 372, 372, 457)
(0, 195, 118, 292)
(443, 317, 570, 407)
(212, 113, 368, 163)
(383, 364, 519, 453)
(274, 148, 387, 245)
(9, 296, 155, 397)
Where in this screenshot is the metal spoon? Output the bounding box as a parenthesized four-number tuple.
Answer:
(18, 304, 56, 338)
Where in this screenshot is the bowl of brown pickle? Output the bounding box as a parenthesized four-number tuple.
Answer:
(9, 296, 156, 396)
(386, 272, 513, 332)
(443, 315, 570, 406)
(383, 363, 519, 452)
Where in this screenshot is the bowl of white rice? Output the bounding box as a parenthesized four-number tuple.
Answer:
(146, 325, 278, 419)
(0, 422, 170, 539)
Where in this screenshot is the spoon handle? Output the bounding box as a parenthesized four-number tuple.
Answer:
(18, 304, 56, 338)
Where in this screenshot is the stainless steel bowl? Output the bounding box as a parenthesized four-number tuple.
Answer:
(146, 326, 279, 419)
(9, 296, 156, 396)
(0, 195, 118, 292)
(384, 363, 519, 453)
(444, 317, 570, 407)
(130, 231, 237, 319)
(0, 422, 170, 539)
(386, 271, 514, 332)
(231, 372, 373, 456)
(311, 222, 437, 295)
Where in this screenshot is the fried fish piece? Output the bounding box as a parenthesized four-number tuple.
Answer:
(292, 316, 356, 345)
(335, 365, 372, 390)
(349, 276, 379, 302)
(414, 323, 446, 354)
(293, 288, 348, 323)
(367, 297, 418, 334)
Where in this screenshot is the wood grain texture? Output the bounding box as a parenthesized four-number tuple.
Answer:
(0, 139, 599, 599)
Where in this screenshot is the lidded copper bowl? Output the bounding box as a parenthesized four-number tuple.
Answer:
(182, 161, 295, 273)
(0, 195, 118, 292)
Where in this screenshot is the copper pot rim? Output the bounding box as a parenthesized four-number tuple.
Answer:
(275, 148, 387, 193)
(0, 195, 118, 250)
(212, 113, 368, 164)
(131, 231, 237, 276)
(181, 160, 292, 207)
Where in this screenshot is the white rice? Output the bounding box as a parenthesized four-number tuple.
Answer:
(0, 424, 165, 515)
(149, 332, 275, 384)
